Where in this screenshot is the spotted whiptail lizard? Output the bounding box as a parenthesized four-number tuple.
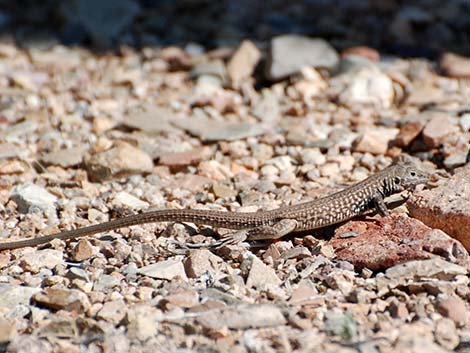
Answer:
(0, 159, 429, 251)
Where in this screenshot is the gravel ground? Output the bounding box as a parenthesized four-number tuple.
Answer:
(0, 4, 470, 352)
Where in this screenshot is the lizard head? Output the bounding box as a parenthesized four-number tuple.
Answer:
(393, 163, 429, 190)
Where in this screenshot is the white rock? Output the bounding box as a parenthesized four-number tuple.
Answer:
(0, 284, 41, 309)
(459, 113, 470, 131)
(11, 183, 57, 214)
(266, 35, 339, 80)
(138, 259, 188, 281)
(339, 66, 394, 108)
(20, 249, 63, 273)
(113, 191, 149, 210)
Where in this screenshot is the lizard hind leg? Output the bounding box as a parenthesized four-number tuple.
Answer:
(214, 219, 298, 247)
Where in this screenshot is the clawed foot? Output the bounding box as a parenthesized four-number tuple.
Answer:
(211, 229, 249, 248)
(173, 229, 249, 249)
(173, 219, 298, 250)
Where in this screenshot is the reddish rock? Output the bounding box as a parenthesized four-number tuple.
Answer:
(341, 46, 380, 62)
(158, 147, 213, 173)
(33, 288, 91, 312)
(329, 215, 469, 271)
(159, 290, 200, 310)
(408, 165, 470, 251)
(436, 296, 469, 327)
(421, 115, 459, 149)
(394, 121, 425, 147)
(354, 128, 399, 155)
(440, 52, 470, 79)
(71, 239, 96, 262)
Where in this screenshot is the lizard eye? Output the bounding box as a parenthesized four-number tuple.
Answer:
(410, 171, 416, 177)
(394, 176, 401, 184)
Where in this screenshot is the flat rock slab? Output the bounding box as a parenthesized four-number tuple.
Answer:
(11, 183, 57, 214)
(408, 165, 470, 250)
(0, 284, 41, 309)
(137, 258, 188, 281)
(196, 304, 286, 330)
(19, 249, 63, 273)
(266, 35, 339, 81)
(33, 288, 91, 312)
(40, 146, 87, 168)
(329, 214, 469, 271)
(84, 141, 153, 182)
(121, 106, 179, 134)
(174, 117, 267, 142)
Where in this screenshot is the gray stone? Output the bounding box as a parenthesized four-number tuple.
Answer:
(266, 35, 339, 80)
(0, 284, 41, 308)
(66, 267, 90, 281)
(197, 304, 286, 330)
(443, 149, 469, 169)
(0, 120, 38, 138)
(40, 147, 87, 168)
(338, 55, 376, 74)
(191, 59, 228, 84)
(122, 106, 178, 134)
(385, 258, 467, 280)
(93, 274, 121, 292)
(324, 310, 358, 340)
(84, 141, 153, 182)
(174, 117, 267, 142)
(251, 89, 281, 125)
(377, 258, 467, 297)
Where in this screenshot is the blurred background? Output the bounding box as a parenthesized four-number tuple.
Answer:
(1, 0, 469, 56)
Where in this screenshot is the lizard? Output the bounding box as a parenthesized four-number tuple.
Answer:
(0, 159, 429, 251)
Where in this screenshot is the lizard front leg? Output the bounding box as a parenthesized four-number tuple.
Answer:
(214, 219, 298, 247)
(373, 195, 390, 217)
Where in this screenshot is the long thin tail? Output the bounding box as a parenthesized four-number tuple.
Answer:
(0, 208, 273, 250)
